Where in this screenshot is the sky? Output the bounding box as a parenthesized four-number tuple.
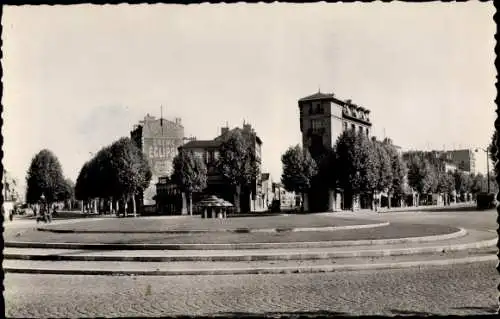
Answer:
(2, 2, 496, 197)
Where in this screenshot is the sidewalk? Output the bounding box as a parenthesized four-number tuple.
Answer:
(4, 250, 495, 276)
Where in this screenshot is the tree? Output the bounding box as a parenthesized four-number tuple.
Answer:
(75, 138, 152, 216)
(171, 150, 208, 215)
(281, 145, 317, 211)
(25, 149, 68, 206)
(315, 147, 338, 190)
(453, 170, 472, 198)
(383, 142, 407, 203)
(435, 171, 455, 198)
(406, 155, 436, 196)
(216, 130, 259, 213)
(107, 137, 152, 215)
(335, 130, 378, 209)
(373, 140, 393, 193)
(488, 130, 497, 164)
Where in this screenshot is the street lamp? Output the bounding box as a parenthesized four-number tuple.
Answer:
(475, 147, 490, 193)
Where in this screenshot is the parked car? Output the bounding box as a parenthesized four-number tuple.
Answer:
(476, 192, 497, 210)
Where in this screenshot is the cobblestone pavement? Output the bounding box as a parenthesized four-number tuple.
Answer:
(4, 223, 459, 245)
(4, 261, 498, 317)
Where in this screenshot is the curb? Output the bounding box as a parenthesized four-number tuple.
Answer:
(4, 228, 469, 250)
(4, 255, 496, 276)
(4, 237, 495, 262)
(34, 222, 390, 234)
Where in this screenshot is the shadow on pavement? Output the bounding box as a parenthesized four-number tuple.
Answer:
(386, 309, 440, 316)
(383, 205, 491, 214)
(210, 310, 353, 318)
(451, 306, 498, 314)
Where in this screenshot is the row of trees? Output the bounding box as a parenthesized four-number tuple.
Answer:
(74, 137, 152, 215)
(25, 149, 74, 208)
(26, 129, 258, 216)
(282, 129, 496, 211)
(281, 130, 407, 210)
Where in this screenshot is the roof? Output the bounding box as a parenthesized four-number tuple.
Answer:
(299, 92, 335, 102)
(215, 127, 263, 145)
(181, 140, 221, 149)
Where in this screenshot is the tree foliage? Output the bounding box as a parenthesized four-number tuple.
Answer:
(383, 142, 407, 197)
(488, 130, 497, 164)
(281, 145, 318, 195)
(26, 149, 70, 204)
(172, 150, 208, 194)
(171, 150, 208, 215)
(74, 137, 152, 204)
(453, 170, 472, 195)
(335, 130, 378, 194)
(373, 140, 393, 192)
(435, 171, 455, 194)
(216, 129, 259, 189)
(406, 155, 436, 194)
(315, 148, 337, 189)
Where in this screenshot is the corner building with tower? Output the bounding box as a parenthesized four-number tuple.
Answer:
(298, 91, 373, 212)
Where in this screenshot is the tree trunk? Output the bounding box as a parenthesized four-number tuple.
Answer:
(327, 189, 335, 212)
(388, 193, 392, 209)
(188, 193, 193, 216)
(235, 185, 241, 213)
(124, 196, 128, 217)
(181, 192, 188, 215)
(303, 192, 309, 212)
(132, 194, 137, 217)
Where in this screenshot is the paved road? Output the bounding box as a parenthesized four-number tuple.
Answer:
(4, 261, 498, 317)
(334, 207, 498, 232)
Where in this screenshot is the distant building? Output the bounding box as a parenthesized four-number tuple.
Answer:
(154, 176, 182, 215)
(261, 173, 274, 209)
(443, 149, 476, 173)
(131, 114, 185, 207)
(402, 149, 474, 174)
(271, 182, 298, 210)
(179, 122, 265, 213)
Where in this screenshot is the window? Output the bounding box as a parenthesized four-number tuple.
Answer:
(309, 105, 313, 115)
(366, 128, 369, 136)
(351, 124, 355, 131)
(316, 104, 322, 114)
(311, 119, 324, 130)
(343, 122, 348, 131)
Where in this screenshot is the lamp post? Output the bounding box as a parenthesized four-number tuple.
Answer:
(475, 148, 490, 193)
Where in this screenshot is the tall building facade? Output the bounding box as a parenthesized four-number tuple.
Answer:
(131, 114, 184, 206)
(298, 91, 372, 211)
(443, 149, 476, 173)
(298, 91, 372, 159)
